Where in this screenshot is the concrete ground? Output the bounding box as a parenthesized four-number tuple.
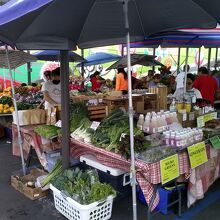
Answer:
(0, 138, 220, 220)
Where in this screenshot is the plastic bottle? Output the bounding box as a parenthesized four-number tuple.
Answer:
(137, 114, 144, 130)
(175, 134, 181, 148)
(170, 131, 176, 146)
(171, 112, 179, 123)
(164, 131, 171, 145)
(165, 112, 172, 125)
(149, 116, 157, 134)
(169, 99, 176, 112)
(161, 114, 168, 130)
(157, 116, 164, 132)
(143, 115, 150, 133)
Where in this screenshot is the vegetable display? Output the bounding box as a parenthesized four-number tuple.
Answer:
(51, 167, 116, 205)
(41, 159, 62, 187)
(119, 135, 151, 159)
(34, 125, 61, 138)
(69, 102, 90, 133)
(90, 108, 144, 154)
(135, 146, 176, 163)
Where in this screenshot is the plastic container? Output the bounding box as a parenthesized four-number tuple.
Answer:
(137, 184, 186, 215)
(143, 115, 150, 133)
(137, 114, 144, 130)
(150, 116, 158, 134)
(50, 184, 114, 220)
(80, 155, 130, 199)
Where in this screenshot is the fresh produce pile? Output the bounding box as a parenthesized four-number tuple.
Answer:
(135, 145, 176, 163)
(70, 102, 90, 133)
(205, 119, 220, 129)
(16, 102, 35, 110)
(51, 167, 116, 205)
(203, 128, 220, 139)
(34, 125, 61, 139)
(0, 96, 14, 113)
(90, 108, 146, 153)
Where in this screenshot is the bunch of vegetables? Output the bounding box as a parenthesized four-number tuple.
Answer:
(69, 102, 90, 133)
(34, 125, 61, 139)
(0, 96, 13, 106)
(51, 167, 116, 205)
(118, 134, 151, 159)
(41, 159, 62, 187)
(16, 102, 35, 110)
(90, 108, 143, 153)
(0, 96, 14, 113)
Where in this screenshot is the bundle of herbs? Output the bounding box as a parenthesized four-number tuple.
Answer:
(51, 167, 116, 204)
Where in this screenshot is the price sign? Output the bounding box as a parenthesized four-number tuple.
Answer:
(160, 154, 179, 185)
(211, 112, 217, 120)
(210, 136, 220, 149)
(55, 120, 62, 128)
(187, 142, 208, 169)
(90, 121, 100, 131)
(203, 113, 212, 123)
(197, 116, 205, 128)
(182, 113, 187, 121)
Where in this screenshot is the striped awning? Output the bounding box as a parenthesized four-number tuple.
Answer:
(0, 49, 37, 69)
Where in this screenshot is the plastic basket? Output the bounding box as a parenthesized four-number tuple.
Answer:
(50, 184, 114, 220)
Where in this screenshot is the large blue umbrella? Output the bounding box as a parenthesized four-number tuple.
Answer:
(76, 52, 121, 67)
(1, 1, 220, 219)
(130, 28, 220, 48)
(33, 50, 85, 62)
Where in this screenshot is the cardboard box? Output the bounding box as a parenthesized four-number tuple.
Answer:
(11, 168, 49, 200)
(177, 112, 196, 128)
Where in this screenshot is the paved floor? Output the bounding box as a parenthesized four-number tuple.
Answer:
(0, 138, 220, 220)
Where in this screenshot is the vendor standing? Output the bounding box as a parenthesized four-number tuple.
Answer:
(194, 67, 218, 105)
(41, 67, 61, 109)
(115, 68, 128, 93)
(90, 71, 105, 92)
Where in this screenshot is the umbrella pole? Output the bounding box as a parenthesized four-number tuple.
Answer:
(184, 47, 189, 93)
(60, 50, 70, 169)
(5, 45, 26, 175)
(123, 1, 137, 220)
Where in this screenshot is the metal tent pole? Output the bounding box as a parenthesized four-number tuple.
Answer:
(123, 1, 137, 220)
(207, 48, 211, 70)
(197, 47, 201, 70)
(5, 45, 26, 175)
(177, 47, 181, 74)
(184, 48, 189, 93)
(215, 48, 218, 70)
(60, 50, 70, 169)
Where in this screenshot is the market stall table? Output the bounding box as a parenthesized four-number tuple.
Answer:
(70, 138, 191, 211)
(12, 125, 220, 213)
(12, 123, 60, 168)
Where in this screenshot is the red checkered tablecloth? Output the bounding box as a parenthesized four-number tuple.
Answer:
(12, 124, 60, 168)
(70, 138, 191, 211)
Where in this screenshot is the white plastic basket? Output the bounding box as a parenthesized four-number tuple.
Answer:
(50, 184, 114, 220)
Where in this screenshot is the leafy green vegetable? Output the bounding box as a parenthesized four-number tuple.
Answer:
(34, 125, 61, 138)
(0, 96, 13, 106)
(41, 159, 62, 187)
(51, 168, 116, 205)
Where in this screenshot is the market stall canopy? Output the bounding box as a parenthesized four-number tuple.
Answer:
(76, 52, 121, 67)
(33, 50, 85, 62)
(0, 0, 218, 50)
(106, 54, 164, 70)
(129, 28, 220, 48)
(0, 49, 37, 69)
